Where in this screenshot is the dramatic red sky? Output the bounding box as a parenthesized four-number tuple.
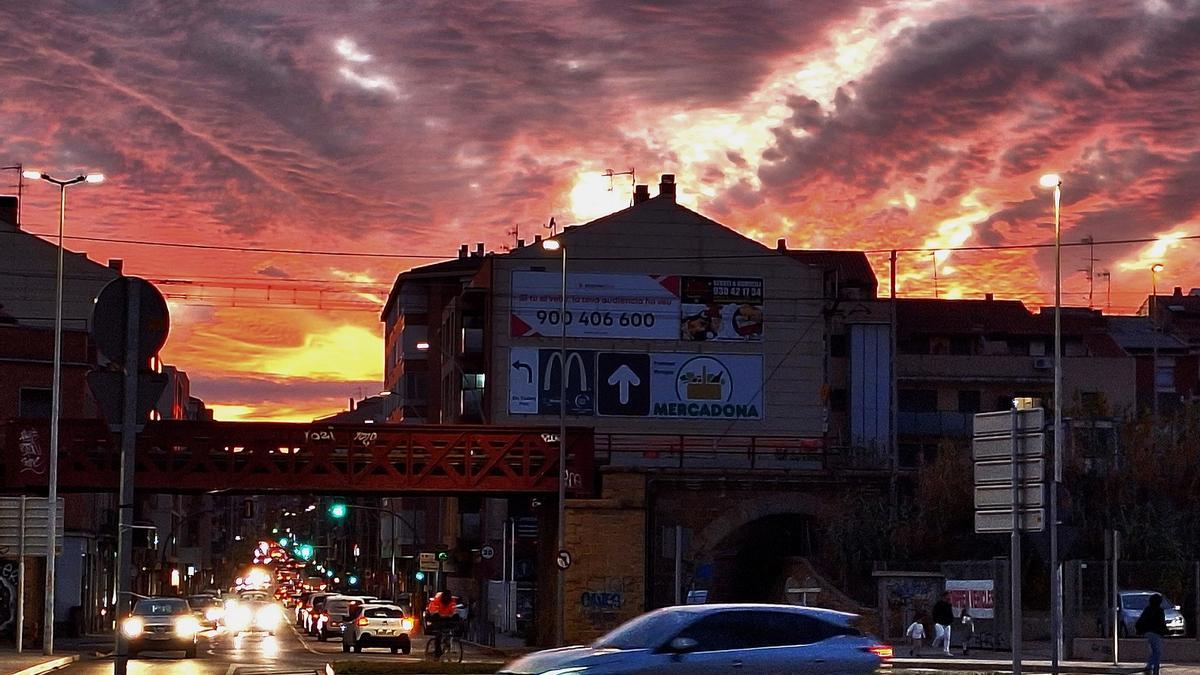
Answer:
(3, 1, 1199, 421)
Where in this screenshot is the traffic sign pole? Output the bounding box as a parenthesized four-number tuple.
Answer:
(1010, 405, 1022, 675)
(114, 287, 140, 675)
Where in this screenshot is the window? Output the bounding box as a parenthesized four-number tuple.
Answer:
(1155, 357, 1175, 392)
(957, 390, 982, 414)
(674, 611, 759, 652)
(18, 388, 51, 418)
(365, 607, 404, 618)
(899, 389, 937, 413)
(755, 611, 855, 647)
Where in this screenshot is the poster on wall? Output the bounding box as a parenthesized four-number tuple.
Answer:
(679, 277, 764, 341)
(510, 271, 680, 340)
(509, 348, 763, 420)
(648, 354, 763, 419)
(945, 579, 994, 619)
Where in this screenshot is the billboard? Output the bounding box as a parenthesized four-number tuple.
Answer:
(510, 271, 679, 339)
(508, 348, 762, 420)
(679, 277, 764, 342)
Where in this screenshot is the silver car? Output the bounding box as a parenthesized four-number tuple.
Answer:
(1119, 590, 1187, 638)
(500, 604, 891, 675)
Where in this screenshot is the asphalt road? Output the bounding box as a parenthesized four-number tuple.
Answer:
(57, 613, 502, 675)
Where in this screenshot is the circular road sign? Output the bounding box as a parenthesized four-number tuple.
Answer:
(480, 545, 495, 561)
(556, 549, 572, 570)
(91, 277, 170, 365)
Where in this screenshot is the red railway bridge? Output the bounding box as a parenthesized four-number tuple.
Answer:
(1, 419, 594, 494)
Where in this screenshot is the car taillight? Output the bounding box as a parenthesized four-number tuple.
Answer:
(400, 617, 414, 632)
(866, 645, 894, 661)
(355, 617, 369, 626)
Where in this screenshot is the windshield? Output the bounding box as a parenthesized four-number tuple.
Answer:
(187, 596, 220, 609)
(593, 608, 694, 650)
(1125, 594, 1174, 611)
(133, 599, 189, 616)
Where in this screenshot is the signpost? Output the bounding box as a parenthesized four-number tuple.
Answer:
(0, 496, 64, 653)
(973, 406, 1046, 675)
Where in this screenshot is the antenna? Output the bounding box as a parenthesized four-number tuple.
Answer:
(1097, 270, 1112, 312)
(544, 216, 557, 237)
(1079, 235, 1101, 308)
(503, 224, 519, 251)
(932, 252, 939, 299)
(602, 168, 635, 192)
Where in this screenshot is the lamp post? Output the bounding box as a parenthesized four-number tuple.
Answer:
(541, 237, 567, 646)
(329, 502, 417, 599)
(1039, 172, 1063, 675)
(21, 170, 104, 656)
(1151, 263, 1164, 441)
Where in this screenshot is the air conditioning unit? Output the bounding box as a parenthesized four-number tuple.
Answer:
(1033, 357, 1053, 370)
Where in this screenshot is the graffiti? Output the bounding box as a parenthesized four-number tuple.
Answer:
(18, 430, 45, 475)
(579, 577, 629, 623)
(0, 561, 16, 635)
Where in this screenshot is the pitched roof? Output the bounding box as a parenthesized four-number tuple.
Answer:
(782, 249, 878, 296)
(897, 298, 1042, 335)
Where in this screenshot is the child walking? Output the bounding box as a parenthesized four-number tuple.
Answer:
(905, 612, 927, 656)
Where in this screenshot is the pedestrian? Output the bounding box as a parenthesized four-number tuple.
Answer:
(931, 592, 954, 656)
(1136, 593, 1168, 675)
(960, 608, 975, 656)
(905, 612, 927, 656)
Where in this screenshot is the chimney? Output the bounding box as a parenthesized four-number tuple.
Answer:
(985, 293, 994, 301)
(458, 244, 468, 259)
(658, 174, 676, 201)
(1174, 286, 1183, 297)
(474, 242, 484, 257)
(0, 195, 16, 229)
(108, 259, 124, 273)
(776, 238, 787, 251)
(534, 234, 542, 244)
(517, 238, 525, 248)
(633, 184, 650, 204)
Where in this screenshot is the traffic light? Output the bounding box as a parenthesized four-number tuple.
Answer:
(414, 571, 426, 582)
(279, 537, 290, 547)
(436, 551, 449, 562)
(326, 569, 334, 578)
(348, 575, 359, 586)
(298, 544, 314, 560)
(329, 502, 348, 519)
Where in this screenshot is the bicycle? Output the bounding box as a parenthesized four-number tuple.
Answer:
(424, 623, 464, 663)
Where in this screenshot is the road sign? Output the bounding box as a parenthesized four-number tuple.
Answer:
(92, 276, 170, 365)
(974, 458, 1044, 485)
(419, 552, 438, 572)
(975, 484, 1044, 509)
(0, 497, 64, 557)
(480, 545, 495, 561)
(975, 509, 1046, 533)
(556, 549, 572, 570)
(973, 408, 1044, 437)
(972, 433, 1044, 460)
(597, 353, 650, 416)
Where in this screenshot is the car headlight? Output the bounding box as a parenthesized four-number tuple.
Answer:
(121, 617, 144, 639)
(255, 606, 282, 629)
(226, 605, 252, 631)
(206, 607, 224, 622)
(175, 615, 202, 637)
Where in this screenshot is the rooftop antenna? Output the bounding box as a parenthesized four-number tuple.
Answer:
(603, 168, 636, 206)
(1079, 235, 1101, 308)
(1097, 270, 1111, 312)
(544, 216, 558, 237)
(503, 224, 519, 251)
(932, 252, 940, 299)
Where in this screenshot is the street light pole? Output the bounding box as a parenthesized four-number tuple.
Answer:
(21, 170, 104, 656)
(1151, 264, 1163, 442)
(1040, 172, 1063, 675)
(541, 237, 567, 646)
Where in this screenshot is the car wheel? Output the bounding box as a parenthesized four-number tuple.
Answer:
(391, 646, 399, 654)
(185, 645, 197, 659)
(128, 650, 138, 659)
(342, 643, 350, 653)
(354, 643, 363, 653)
(402, 645, 411, 655)
(318, 631, 326, 642)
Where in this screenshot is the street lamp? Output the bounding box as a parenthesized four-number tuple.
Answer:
(541, 237, 567, 646)
(21, 169, 104, 657)
(1151, 263, 1164, 440)
(1039, 172, 1063, 675)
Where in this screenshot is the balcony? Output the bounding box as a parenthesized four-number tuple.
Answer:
(898, 354, 1052, 382)
(897, 411, 972, 437)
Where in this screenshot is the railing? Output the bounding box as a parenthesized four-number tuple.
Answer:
(593, 434, 887, 472)
(1, 419, 594, 495)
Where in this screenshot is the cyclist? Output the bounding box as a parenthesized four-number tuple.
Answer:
(424, 591, 459, 657)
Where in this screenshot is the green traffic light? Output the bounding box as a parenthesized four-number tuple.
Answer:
(436, 551, 449, 561)
(279, 537, 289, 546)
(326, 569, 334, 578)
(414, 571, 426, 582)
(298, 544, 314, 560)
(329, 503, 348, 519)
(348, 575, 358, 585)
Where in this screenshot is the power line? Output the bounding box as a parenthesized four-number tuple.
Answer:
(4, 228, 1198, 261)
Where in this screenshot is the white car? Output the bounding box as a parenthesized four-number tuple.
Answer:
(342, 603, 414, 654)
(316, 595, 371, 641)
(500, 604, 891, 675)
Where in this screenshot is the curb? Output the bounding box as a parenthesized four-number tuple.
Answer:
(892, 658, 1144, 674)
(11, 655, 79, 675)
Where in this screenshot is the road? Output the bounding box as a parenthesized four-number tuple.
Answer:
(57, 616, 503, 675)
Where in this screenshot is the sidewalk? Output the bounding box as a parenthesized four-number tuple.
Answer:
(894, 654, 1200, 674)
(0, 650, 79, 675)
(462, 631, 532, 660)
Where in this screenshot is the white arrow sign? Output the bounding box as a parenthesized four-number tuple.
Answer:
(607, 364, 641, 404)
